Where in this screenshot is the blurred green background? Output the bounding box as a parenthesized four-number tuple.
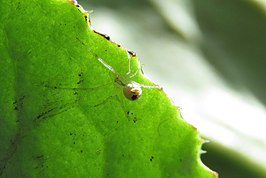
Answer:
(78, 0, 266, 177)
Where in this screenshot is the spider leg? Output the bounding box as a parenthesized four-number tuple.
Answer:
(76, 37, 117, 74)
(139, 83, 163, 90)
(43, 82, 112, 91)
(97, 57, 116, 74)
(128, 61, 144, 79)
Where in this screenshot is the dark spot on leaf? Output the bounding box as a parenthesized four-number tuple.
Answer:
(76, 37, 85, 45)
(13, 95, 25, 111)
(73, 142, 75, 144)
(117, 44, 121, 47)
(84, 15, 88, 22)
(93, 30, 110, 40)
(80, 150, 83, 153)
(77, 80, 83, 85)
(77, 72, 83, 85)
(127, 111, 140, 123)
(128, 50, 136, 57)
(70, 133, 73, 135)
(35, 107, 56, 121)
(150, 156, 154, 162)
(32, 154, 44, 160)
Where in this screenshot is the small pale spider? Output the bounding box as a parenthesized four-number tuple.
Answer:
(95, 50, 162, 101)
(47, 38, 162, 102)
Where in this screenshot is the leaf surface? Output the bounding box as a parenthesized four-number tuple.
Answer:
(0, 0, 217, 177)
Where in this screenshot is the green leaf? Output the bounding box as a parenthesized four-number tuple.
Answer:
(0, 0, 217, 177)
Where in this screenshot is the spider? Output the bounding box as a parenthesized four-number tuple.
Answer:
(38, 44, 162, 123)
(45, 39, 162, 105)
(95, 51, 162, 101)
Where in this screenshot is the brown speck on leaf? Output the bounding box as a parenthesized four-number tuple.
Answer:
(128, 50, 136, 57)
(84, 15, 88, 22)
(93, 30, 110, 40)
